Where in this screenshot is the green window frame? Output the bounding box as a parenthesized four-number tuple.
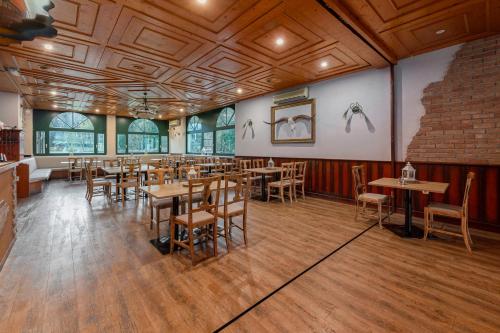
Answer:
(186, 105, 235, 156)
(33, 110, 106, 156)
(116, 117, 169, 155)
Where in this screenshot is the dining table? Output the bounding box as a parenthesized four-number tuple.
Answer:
(195, 162, 234, 173)
(100, 165, 154, 199)
(368, 178, 449, 238)
(244, 167, 283, 201)
(140, 180, 236, 255)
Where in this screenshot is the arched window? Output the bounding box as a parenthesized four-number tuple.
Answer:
(38, 111, 105, 155)
(215, 107, 235, 155)
(186, 116, 204, 154)
(116, 118, 168, 154)
(216, 107, 235, 128)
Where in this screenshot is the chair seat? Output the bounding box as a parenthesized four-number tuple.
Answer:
(359, 192, 389, 203)
(175, 211, 215, 225)
(217, 202, 244, 217)
(152, 197, 173, 208)
(92, 178, 111, 186)
(119, 179, 139, 187)
(294, 179, 304, 185)
(427, 202, 462, 217)
(268, 180, 292, 187)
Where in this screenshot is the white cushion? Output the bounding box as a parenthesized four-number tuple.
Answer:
(29, 168, 52, 182)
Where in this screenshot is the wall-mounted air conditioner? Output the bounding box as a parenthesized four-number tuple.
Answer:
(169, 119, 181, 127)
(273, 87, 309, 104)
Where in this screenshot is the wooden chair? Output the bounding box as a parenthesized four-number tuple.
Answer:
(84, 157, 99, 179)
(146, 168, 175, 240)
(102, 159, 119, 181)
(267, 162, 294, 204)
(424, 172, 475, 253)
(68, 157, 83, 181)
(210, 159, 227, 175)
(352, 165, 391, 229)
(178, 165, 201, 181)
(293, 161, 307, 201)
(217, 172, 250, 251)
(85, 164, 111, 203)
(116, 162, 141, 202)
(170, 176, 221, 264)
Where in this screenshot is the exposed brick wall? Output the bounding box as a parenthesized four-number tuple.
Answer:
(407, 34, 500, 165)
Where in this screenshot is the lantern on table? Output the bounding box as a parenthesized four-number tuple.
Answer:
(401, 162, 416, 183)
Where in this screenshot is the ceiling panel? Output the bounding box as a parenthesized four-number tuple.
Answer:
(0, 0, 395, 119)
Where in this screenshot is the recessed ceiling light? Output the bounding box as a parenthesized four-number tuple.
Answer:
(43, 44, 53, 50)
(159, 115, 162, 119)
(50, 90, 57, 95)
(53, 104, 58, 108)
(236, 88, 243, 94)
(435, 29, 446, 35)
(180, 108, 185, 112)
(320, 61, 328, 68)
(197, 0, 207, 4)
(95, 108, 100, 112)
(275, 37, 284, 46)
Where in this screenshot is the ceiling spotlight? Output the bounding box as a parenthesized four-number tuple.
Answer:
(236, 88, 243, 94)
(180, 108, 185, 112)
(435, 29, 446, 35)
(320, 61, 328, 68)
(43, 43, 53, 50)
(53, 104, 58, 108)
(275, 37, 284, 46)
(95, 108, 100, 112)
(159, 115, 162, 119)
(197, 0, 207, 4)
(50, 90, 57, 95)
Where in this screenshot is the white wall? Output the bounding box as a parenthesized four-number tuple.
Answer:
(0, 92, 22, 129)
(169, 117, 186, 154)
(235, 68, 392, 160)
(394, 44, 460, 160)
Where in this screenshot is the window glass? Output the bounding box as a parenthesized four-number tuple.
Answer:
(128, 134, 159, 153)
(49, 131, 94, 154)
(35, 131, 45, 155)
(216, 129, 235, 155)
(161, 136, 168, 153)
(188, 116, 202, 131)
(203, 132, 213, 154)
(187, 133, 202, 153)
(216, 107, 235, 127)
(117, 134, 126, 154)
(97, 133, 105, 154)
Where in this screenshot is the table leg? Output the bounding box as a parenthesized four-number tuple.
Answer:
(149, 195, 179, 255)
(260, 173, 266, 201)
(404, 189, 413, 236)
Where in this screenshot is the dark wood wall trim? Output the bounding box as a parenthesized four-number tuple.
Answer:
(238, 156, 500, 233)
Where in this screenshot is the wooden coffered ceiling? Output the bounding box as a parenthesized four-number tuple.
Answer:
(0, 0, 498, 119)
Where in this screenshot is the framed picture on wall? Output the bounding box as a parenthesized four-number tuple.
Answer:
(269, 99, 315, 144)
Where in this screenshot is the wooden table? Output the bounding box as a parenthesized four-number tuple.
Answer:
(140, 180, 236, 255)
(100, 165, 154, 199)
(369, 178, 449, 237)
(195, 162, 234, 173)
(244, 167, 283, 201)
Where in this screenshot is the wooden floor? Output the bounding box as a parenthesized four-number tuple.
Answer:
(1, 180, 499, 332)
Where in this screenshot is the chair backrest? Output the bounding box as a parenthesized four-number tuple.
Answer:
(146, 168, 165, 185)
(351, 165, 367, 200)
(68, 157, 82, 169)
(103, 159, 118, 168)
(280, 162, 295, 183)
(164, 167, 176, 184)
(294, 161, 306, 181)
(120, 161, 141, 182)
(186, 176, 221, 225)
(148, 160, 162, 170)
(462, 172, 475, 214)
(84, 163, 93, 186)
(223, 172, 250, 214)
(253, 159, 264, 169)
(178, 165, 201, 180)
(240, 159, 252, 170)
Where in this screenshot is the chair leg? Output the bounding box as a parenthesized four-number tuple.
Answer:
(170, 221, 175, 254)
(156, 207, 160, 239)
(150, 202, 154, 230)
(387, 196, 391, 223)
(212, 222, 218, 258)
(243, 212, 248, 246)
(224, 217, 230, 252)
(378, 202, 382, 229)
(423, 207, 429, 241)
(189, 226, 195, 265)
(267, 185, 271, 202)
(289, 185, 293, 204)
(280, 187, 285, 204)
(355, 200, 359, 220)
(462, 217, 472, 254)
(302, 183, 305, 200)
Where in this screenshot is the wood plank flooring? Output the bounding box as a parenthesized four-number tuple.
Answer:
(1, 180, 499, 332)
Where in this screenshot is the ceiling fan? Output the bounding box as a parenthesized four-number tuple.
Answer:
(129, 92, 159, 119)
